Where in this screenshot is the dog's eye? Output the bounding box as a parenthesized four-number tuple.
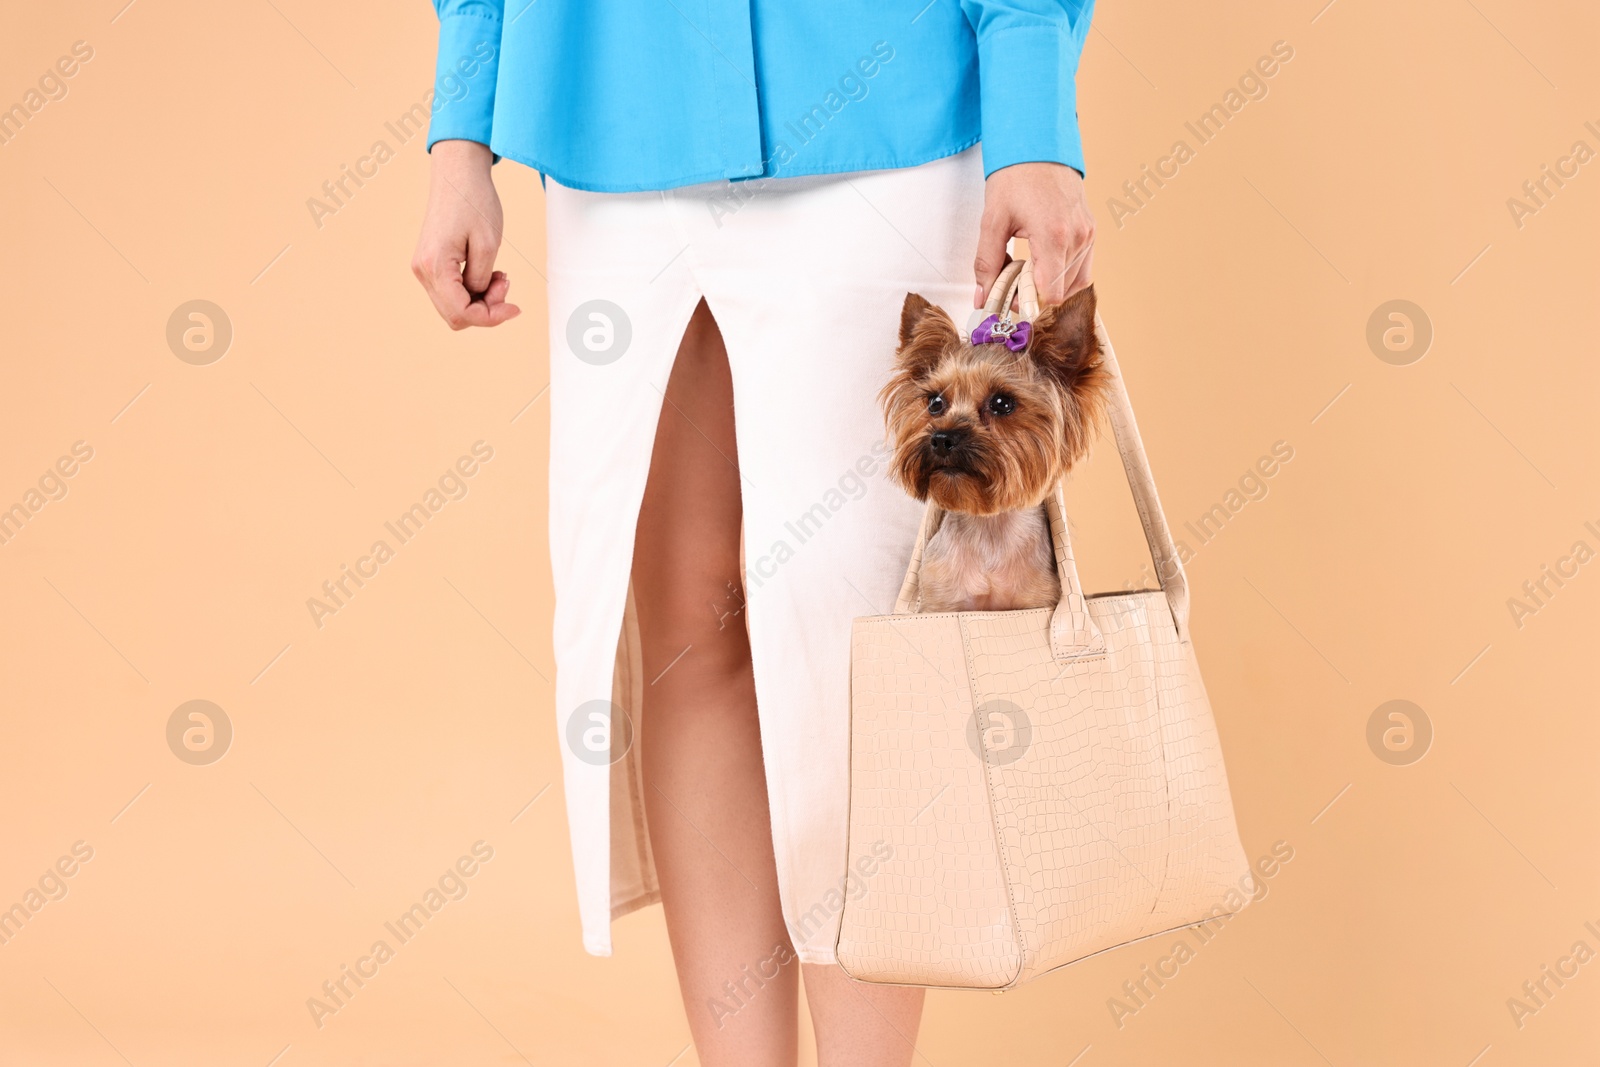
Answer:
(986, 394, 1015, 417)
(927, 394, 946, 415)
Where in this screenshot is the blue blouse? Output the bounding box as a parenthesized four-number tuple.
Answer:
(426, 0, 1094, 193)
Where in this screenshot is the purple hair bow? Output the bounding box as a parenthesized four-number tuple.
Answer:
(971, 314, 1031, 352)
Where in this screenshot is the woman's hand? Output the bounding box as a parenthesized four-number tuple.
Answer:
(974, 162, 1095, 308)
(412, 139, 521, 329)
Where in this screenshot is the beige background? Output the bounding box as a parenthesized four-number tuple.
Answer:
(2, 1, 1596, 1064)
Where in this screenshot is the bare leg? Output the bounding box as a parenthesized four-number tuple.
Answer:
(633, 301, 799, 1066)
(633, 300, 926, 1066)
(802, 965, 925, 1067)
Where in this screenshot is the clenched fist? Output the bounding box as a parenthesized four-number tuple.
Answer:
(411, 139, 521, 330)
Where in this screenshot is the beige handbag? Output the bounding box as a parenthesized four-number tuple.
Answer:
(835, 262, 1252, 990)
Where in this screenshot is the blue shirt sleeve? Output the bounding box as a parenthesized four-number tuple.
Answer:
(427, 0, 504, 152)
(957, 0, 1095, 178)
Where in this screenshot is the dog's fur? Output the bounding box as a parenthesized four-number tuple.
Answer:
(881, 284, 1110, 612)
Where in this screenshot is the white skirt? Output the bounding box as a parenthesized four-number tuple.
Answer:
(545, 146, 985, 964)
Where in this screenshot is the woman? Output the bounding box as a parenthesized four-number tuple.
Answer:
(412, 3, 1097, 1063)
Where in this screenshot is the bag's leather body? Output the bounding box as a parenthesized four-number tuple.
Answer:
(835, 272, 1251, 990)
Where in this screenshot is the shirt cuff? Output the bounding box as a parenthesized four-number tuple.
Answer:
(974, 25, 1086, 179)
(425, 13, 503, 153)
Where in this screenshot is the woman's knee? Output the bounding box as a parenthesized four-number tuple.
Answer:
(634, 575, 753, 686)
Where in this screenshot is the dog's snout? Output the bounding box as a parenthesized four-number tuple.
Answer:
(930, 430, 962, 455)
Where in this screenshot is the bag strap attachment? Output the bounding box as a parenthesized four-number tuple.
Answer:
(891, 261, 1192, 648)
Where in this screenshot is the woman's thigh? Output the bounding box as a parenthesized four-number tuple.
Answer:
(630, 298, 746, 674)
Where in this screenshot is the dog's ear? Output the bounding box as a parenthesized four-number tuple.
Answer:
(1031, 285, 1109, 458)
(898, 292, 960, 354)
(1030, 284, 1103, 394)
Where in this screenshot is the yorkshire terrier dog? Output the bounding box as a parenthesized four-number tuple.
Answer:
(882, 282, 1110, 612)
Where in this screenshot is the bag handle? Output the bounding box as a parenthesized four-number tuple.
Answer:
(982, 258, 1039, 322)
(891, 261, 1192, 649)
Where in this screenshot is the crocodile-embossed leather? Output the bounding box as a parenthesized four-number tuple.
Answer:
(836, 294, 1251, 990)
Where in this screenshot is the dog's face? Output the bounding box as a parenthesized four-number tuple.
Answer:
(881, 285, 1109, 516)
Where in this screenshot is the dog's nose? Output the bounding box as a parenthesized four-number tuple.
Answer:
(930, 430, 961, 454)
